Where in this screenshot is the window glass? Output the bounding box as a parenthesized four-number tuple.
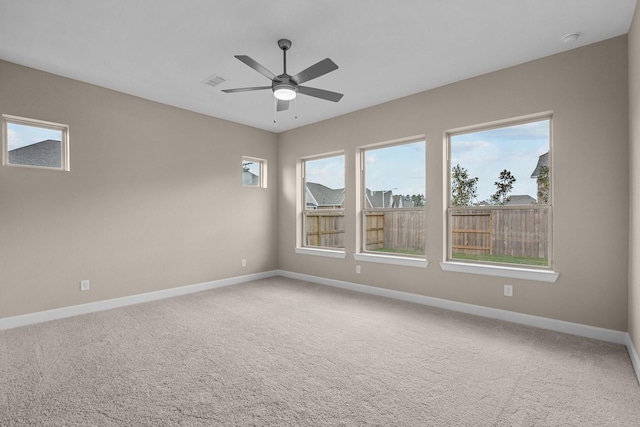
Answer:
(242, 157, 266, 188)
(303, 154, 345, 249)
(362, 140, 426, 256)
(448, 118, 551, 267)
(3, 116, 69, 170)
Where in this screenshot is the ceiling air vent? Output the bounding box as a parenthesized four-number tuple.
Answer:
(202, 74, 227, 88)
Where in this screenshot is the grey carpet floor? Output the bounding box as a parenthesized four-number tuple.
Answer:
(1, 276, 639, 426)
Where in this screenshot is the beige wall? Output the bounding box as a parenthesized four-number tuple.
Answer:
(0, 60, 278, 318)
(1, 35, 633, 333)
(279, 36, 630, 331)
(629, 6, 640, 346)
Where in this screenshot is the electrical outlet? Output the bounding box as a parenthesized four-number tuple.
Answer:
(356, 265, 361, 274)
(80, 280, 90, 291)
(241, 259, 247, 267)
(504, 285, 513, 297)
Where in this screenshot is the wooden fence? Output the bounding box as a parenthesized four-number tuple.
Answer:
(304, 211, 345, 248)
(450, 207, 549, 258)
(304, 207, 548, 258)
(365, 210, 425, 253)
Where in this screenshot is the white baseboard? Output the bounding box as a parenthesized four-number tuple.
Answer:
(277, 270, 628, 345)
(627, 335, 640, 385)
(0, 270, 278, 331)
(3, 268, 637, 384)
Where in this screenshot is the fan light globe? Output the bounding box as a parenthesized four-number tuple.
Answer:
(273, 84, 297, 101)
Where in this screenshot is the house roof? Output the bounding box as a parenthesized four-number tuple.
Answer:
(531, 152, 549, 178)
(8, 139, 61, 168)
(505, 195, 537, 205)
(306, 182, 344, 207)
(242, 170, 260, 186)
(365, 189, 394, 209)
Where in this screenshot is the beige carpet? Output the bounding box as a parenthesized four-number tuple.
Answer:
(1, 276, 639, 426)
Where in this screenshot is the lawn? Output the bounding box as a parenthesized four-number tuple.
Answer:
(367, 248, 548, 266)
(451, 252, 548, 266)
(369, 248, 425, 256)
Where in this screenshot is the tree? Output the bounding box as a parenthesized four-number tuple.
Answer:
(536, 165, 550, 204)
(451, 164, 479, 206)
(410, 194, 425, 207)
(490, 169, 516, 205)
(403, 194, 425, 207)
(242, 161, 252, 172)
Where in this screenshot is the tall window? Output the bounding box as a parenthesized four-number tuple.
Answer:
(448, 117, 551, 268)
(302, 154, 345, 249)
(362, 140, 426, 256)
(2, 115, 69, 170)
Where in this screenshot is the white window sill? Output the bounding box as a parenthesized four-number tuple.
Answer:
(439, 261, 559, 283)
(295, 247, 346, 259)
(353, 253, 428, 268)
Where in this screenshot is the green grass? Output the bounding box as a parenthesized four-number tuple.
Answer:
(369, 248, 425, 256)
(452, 252, 548, 267)
(367, 248, 548, 266)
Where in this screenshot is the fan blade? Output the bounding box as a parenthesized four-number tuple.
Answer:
(276, 99, 290, 112)
(222, 86, 272, 93)
(292, 58, 338, 84)
(235, 55, 278, 81)
(298, 86, 343, 102)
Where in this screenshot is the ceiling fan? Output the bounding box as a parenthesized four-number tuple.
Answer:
(222, 39, 343, 112)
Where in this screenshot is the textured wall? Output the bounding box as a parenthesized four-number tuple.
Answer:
(0, 60, 278, 318)
(279, 36, 630, 331)
(1, 35, 633, 333)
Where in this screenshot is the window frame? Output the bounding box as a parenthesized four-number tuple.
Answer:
(357, 137, 427, 266)
(444, 113, 555, 276)
(298, 152, 346, 255)
(242, 156, 267, 188)
(2, 114, 70, 171)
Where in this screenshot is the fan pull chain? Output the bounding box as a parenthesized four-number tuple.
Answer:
(294, 97, 298, 120)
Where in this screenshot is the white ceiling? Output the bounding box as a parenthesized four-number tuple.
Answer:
(0, 1, 636, 133)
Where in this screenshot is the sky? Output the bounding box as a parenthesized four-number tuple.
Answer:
(6, 122, 62, 151)
(364, 141, 426, 196)
(306, 155, 345, 189)
(305, 141, 426, 197)
(450, 119, 549, 202)
(303, 119, 548, 202)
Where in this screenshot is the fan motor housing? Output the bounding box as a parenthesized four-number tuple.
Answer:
(278, 39, 292, 51)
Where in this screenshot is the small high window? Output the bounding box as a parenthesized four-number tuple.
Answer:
(2, 115, 69, 170)
(242, 156, 267, 188)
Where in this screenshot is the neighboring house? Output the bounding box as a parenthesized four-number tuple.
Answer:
(306, 183, 415, 209)
(305, 182, 345, 209)
(530, 152, 549, 179)
(393, 194, 414, 208)
(365, 189, 394, 208)
(242, 170, 260, 186)
(505, 194, 536, 205)
(477, 196, 535, 205)
(531, 151, 549, 194)
(8, 139, 61, 168)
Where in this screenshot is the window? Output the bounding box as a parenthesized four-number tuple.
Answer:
(361, 140, 426, 257)
(2, 115, 69, 170)
(302, 154, 345, 250)
(447, 117, 551, 269)
(242, 156, 267, 188)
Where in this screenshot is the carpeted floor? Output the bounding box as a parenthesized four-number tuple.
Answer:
(1, 276, 639, 426)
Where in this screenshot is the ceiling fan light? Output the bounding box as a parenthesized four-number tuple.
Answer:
(273, 84, 297, 101)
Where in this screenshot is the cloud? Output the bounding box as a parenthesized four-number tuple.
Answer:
(6, 128, 25, 151)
